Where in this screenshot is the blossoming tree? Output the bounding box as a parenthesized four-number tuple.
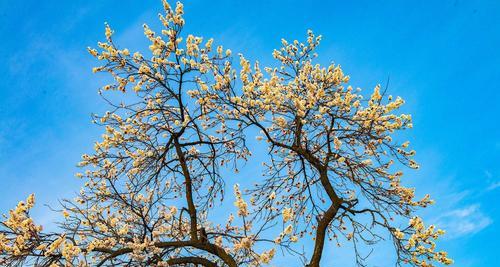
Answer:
(0, 1, 452, 266)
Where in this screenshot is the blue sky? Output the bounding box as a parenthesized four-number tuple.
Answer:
(0, 0, 499, 266)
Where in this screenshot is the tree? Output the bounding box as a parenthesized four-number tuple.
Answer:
(0, 1, 452, 266)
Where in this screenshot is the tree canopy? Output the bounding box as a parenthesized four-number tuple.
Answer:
(0, 1, 452, 266)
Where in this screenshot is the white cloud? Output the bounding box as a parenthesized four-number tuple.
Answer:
(487, 181, 500, 191)
(435, 204, 492, 239)
(483, 170, 500, 191)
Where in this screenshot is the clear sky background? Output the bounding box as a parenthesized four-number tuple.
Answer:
(1, 0, 499, 266)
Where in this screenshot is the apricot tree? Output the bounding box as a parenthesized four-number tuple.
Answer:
(0, 1, 452, 266)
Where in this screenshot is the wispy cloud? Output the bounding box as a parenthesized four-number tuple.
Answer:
(487, 181, 500, 191)
(483, 170, 500, 191)
(435, 204, 492, 239)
